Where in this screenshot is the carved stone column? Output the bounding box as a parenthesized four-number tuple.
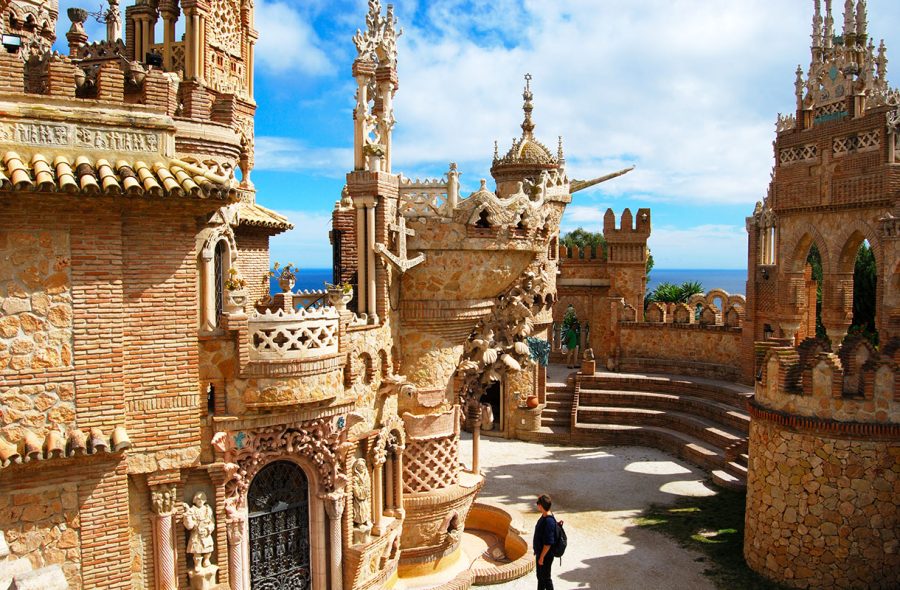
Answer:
(355, 204, 367, 315)
(150, 484, 178, 590)
(471, 418, 481, 474)
(372, 455, 385, 534)
(394, 445, 405, 513)
(226, 511, 249, 590)
(159, 0, 179, 71)
(322, 492, 345, 590)
(366, 204, 378, 323)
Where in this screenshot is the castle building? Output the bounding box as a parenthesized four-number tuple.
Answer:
(742, 1, 899, 587)
(0, 1, 613, 588)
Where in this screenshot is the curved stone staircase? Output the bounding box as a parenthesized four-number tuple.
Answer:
(523, 369, 753, 489)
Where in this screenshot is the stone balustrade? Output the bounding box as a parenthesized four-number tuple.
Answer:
(247, 307, 340, 362)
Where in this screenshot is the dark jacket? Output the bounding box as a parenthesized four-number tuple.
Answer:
(533, 514, 558, 556)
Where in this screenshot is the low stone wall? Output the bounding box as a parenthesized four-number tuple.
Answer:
(744, 416, 900, 589)
(617, 323, 741, 380)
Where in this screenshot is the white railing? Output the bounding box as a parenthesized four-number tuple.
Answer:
(249, 307, 339, 361)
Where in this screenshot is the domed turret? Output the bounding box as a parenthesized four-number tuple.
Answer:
(491, 74, 562, 189)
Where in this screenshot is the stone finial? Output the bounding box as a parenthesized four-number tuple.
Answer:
(557, 136, 565, 164)
(352, 0, 402, 66)
(521, 73, 535, 139)
(842, 0, 855, 40)
(856, 0, 867, 39)
(824, 0, 834, 50)
(811, 0, 823, 54)
(795, 65, 805, 109)
(876, 39, 888, 87)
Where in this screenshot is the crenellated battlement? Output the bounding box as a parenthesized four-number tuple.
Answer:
(756, 336, 900, 424)
(603, 207, 651, 240)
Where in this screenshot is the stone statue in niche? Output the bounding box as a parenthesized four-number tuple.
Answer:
(352, 458, 373, 542)
(480, 402, 494, 431)
(183, 492, 216, 573)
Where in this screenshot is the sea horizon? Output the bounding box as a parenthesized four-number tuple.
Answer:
(274, 267, 748, 296)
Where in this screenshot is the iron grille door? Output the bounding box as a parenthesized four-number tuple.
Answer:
(248, 461, 311, 590)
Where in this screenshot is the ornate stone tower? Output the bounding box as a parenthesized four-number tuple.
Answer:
(743, 2, 900, 588)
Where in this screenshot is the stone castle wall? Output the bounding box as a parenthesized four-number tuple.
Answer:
(744, 417, 899, 589)
(618, 323, 742, 380)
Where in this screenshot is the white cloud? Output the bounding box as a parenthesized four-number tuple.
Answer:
(254, 137, 352, 176)
(649, 225, 748, 269)
(254, 0, 332, 75)
(385, 0, 898, 206)
(560, 205, 610, 230)
(269, 210, 334, 268)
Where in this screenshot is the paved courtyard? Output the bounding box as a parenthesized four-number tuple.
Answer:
(459, 433, 721, 590)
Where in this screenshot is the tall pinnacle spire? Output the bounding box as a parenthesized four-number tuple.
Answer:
(856, 0, 867, 40)
(521, 73, 535, 139)
(824, 0, 834, 50)
(812, 0, 823, 55)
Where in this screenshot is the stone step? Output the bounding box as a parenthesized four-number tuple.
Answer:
(573, 422, 726, 472)
(712, 469, 746, 491)
(544, 399, 573, 410)
(578, 389, 749, 433)
(576, 405, 745, 449)
(724, 460, 748, 480)
(541, 417, 571, 427)
(580, 373, 752, 410)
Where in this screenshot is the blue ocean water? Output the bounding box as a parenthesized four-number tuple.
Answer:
(275, 268, 748, 296)
(270, 268, 333, 293)
(648, 269, 747, 296)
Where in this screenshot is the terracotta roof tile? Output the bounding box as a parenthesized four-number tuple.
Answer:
(239, 202, 293, 233)
(0, 151, 237, 200)
(0, 426, 131, 469)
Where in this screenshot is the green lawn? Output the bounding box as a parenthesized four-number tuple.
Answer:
(635, 485, 789, 590)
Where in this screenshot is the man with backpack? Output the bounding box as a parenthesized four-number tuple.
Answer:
(533, 494, 562, 590)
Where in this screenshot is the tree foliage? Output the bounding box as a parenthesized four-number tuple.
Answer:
(646, 250, 655, 275)
(561, 227, 607, 258)
(646, 281, 704, 304)
(807, 244, 826, 340)
(850, 242, 877, 345)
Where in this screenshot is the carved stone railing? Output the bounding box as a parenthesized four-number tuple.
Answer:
(248, 307, 340, 362)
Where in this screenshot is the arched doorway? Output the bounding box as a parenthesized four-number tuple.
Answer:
(248, 461, 311, 589)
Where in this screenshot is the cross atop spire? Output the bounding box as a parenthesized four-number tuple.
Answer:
(521, 73, 535, 139)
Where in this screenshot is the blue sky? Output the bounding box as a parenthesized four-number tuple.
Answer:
(57, 0, 900, 269)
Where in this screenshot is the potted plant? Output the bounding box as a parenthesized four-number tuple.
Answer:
(223, 267, 247, 313)
(270, 262, 297, 293)
(326, 282, 354, 310)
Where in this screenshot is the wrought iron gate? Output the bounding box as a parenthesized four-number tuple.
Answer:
(248, 461, 311, 590)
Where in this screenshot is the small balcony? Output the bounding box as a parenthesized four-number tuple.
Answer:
(249, 307, 340, 362)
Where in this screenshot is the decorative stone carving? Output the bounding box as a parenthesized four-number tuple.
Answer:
(183, 492, 216, 571)
(457, 270, 550, 402)
(351, 458, 372, 541)
(374, 215, 425, 272)
(151, 485, 176, 515)
(220, 418, 347, 514)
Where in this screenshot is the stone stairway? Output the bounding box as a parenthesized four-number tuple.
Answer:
(540, 380, 575, 432)
(573, 373, 752, 489)
(0, 531, 68, 590)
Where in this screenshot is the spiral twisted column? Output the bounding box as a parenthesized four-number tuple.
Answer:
(149, 484, 177, 590)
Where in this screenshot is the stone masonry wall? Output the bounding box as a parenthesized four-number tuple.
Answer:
(744, 418, 900, 589)
(0, 229, 73, 374)
(618, 323, 742, 378)
(235, 228, 270, 307)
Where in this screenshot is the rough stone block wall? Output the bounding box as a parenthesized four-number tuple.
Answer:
(744, 419, 900, 589)
(0, 459, 131, 590)
(0, 230, 73, 374)
(618, 324, 742, 377)
(0, 480, 81, 585)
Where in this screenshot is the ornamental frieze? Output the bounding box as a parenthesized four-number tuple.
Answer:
(0, 119, 163, 154)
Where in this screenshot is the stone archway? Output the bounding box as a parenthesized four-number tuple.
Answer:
(247, 461, 311, 589)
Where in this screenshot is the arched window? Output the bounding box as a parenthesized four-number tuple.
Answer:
(214, 240, 226, 322)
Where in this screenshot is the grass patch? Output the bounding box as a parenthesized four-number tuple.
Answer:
(635, 485, 789, 590)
